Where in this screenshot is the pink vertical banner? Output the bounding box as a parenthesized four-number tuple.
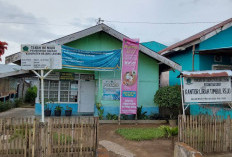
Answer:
(120, 38, 139, 115)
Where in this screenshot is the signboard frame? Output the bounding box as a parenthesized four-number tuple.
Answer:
(21, 44, 62, 70)
(180, 73, 232, 116)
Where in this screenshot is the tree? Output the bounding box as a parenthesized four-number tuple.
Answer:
(0, 41, 8, 61)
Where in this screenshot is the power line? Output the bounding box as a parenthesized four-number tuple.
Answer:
(104, 20, 222, 25)
(0, 19, 222, 27)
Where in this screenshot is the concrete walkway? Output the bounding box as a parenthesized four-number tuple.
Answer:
(99, 140, 135, 157)
(0, 108, 35, 118)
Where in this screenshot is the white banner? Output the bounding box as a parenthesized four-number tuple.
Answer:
(21, 44, 62, 70)
(183, 77, 232, 103)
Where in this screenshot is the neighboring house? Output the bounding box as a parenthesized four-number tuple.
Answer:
(159, 18, 232, 117)
(6, 23, 181, 117)
(0, 64, 26, 101)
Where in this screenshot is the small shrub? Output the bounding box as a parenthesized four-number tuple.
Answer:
(96, 103, 104, 120)
(25, 86, 37, 104)
(106, 113, 118, 120)
(137, 106, 148, 120)
(0, 101, 14, 112)
(14, 98, 23, 107)
(154, 85, 181, 119)
(158, 125, 178, 138)
(53, 132, 73, 144)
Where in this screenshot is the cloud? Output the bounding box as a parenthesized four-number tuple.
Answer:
(70, 17, 96, 29)
(0, 1, 57, 44)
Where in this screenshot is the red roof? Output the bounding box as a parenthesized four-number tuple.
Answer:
(159, 18, 232, 55)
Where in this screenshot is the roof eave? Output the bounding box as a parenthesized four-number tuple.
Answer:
(160, 19, 232, 56)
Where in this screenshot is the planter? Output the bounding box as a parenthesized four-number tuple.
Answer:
(55, 110, 61, 116)
(65, 110, 72, 116)
(44, 110, 51, 116)
(169, 119, 177, 127)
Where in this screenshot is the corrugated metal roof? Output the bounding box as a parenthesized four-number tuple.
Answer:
(159, 18, 232, 55)
(0, 64, 21, 73)
(181, 70, 232, 78)
(141, 41, 167, 53)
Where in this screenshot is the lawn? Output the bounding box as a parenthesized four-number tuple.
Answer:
(116, 126, 178, 141)
(116, 127, 165, 141)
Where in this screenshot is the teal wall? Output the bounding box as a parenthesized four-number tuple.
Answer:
(95, 52, 159, 117)
(36, 31, 160, 118)
(199, 54, 232, 70)
(199, 27, 232, 51)
(167, 26, 232, 117)
(168, 46, 200, 85)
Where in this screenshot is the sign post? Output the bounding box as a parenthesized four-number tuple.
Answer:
(21, 44, 62, 122)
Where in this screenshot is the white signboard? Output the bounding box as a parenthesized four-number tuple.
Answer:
(183, 77, 232, 103)
(21, 44, 62, 70)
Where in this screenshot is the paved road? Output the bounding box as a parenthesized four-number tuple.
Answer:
(0, 108, 35, 118)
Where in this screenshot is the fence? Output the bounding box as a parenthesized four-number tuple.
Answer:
(178, 115, 232, 154)
(0, 116, 99, 157)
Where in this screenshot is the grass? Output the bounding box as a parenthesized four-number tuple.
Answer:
(116, 127, 166, 141)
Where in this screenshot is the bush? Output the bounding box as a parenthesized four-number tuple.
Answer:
(25, 86, 37, 103)
(137, 106, 148, 120)
(158, 125, 178, 138)
(154, 85, 181, 119)
(0, 101, 14, 112)
(14, 98, 23, 107)
(96, 103, 104, 120)
(106, 113, 118, 120)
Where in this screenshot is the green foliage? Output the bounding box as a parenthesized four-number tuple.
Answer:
(116, 126, 178, 141)
(53, 132, 72, 144)
(9, 127, 30, 142)
(154, 85, 181, 119)
(158, 125, 178, 138)
(106, 113, 118, 120)
(25, 86, 37, 103)
(96, 103, 104, 120)
(14, 98, 23, 107)
(55, 105, 63, 111)
(0, 101, 14, 112)
(116, 128, 165, 141)
(66, 105, 72, 110)
(137, 106, 148, 120)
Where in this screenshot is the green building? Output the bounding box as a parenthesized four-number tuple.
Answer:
(6, 24, 181, 118)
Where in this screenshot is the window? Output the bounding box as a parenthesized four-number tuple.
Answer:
(39, 80, 78, 103)
(70, 81, 78, 102)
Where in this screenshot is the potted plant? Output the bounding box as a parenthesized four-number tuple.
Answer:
(44, 103, 51, 116)
(54, 105, 63, 116)
(44, 99, 52, 116)
(65, 106, 72, 116)
(154, 85, 181, 126)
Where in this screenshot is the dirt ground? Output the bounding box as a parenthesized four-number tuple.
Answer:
(99, 123, 174, 157)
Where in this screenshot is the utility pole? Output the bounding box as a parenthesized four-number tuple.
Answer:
(97, 18, 104, 25)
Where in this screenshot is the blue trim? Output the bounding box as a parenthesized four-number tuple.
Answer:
(94, 105, 159, 118)
(35, 103, 78, 116)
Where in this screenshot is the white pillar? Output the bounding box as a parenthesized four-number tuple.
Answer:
(41, 70, 45, 122)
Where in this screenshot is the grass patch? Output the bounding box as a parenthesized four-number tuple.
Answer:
(116, 126, 178, 141)
(116, 127, 165, 141)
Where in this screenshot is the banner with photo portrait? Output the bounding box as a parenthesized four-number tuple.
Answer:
(120, 38, 139, 115)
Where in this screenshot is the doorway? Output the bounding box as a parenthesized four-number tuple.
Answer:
(79, 80, 95, 113)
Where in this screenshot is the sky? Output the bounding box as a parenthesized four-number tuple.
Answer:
(0, 0, 232, 63)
